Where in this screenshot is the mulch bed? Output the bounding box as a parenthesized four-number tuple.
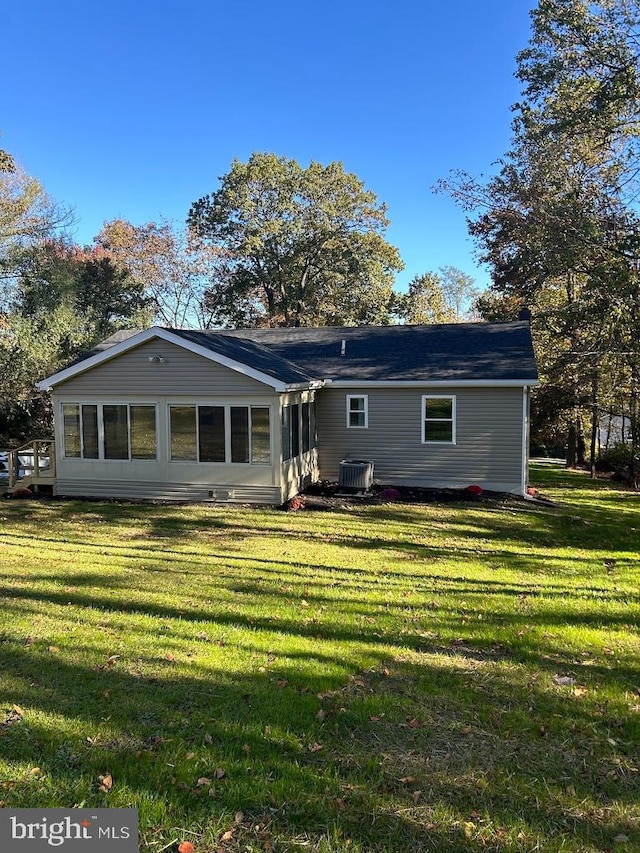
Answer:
(295, 481, 552, 511)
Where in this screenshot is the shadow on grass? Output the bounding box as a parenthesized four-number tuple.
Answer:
(1, 573, 639, 678)
(0, 636, 637, 853)
(0, 470, 638, 850)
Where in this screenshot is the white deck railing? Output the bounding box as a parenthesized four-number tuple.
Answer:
(7, 439, 56, 490)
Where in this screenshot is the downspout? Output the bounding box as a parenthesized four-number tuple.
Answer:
(521, 385, 530, 495)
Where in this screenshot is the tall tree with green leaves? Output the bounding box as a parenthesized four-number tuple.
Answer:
(2, 239, 152, 443)
(396, 272, 454, 324)
(187, 153, 404, 327)
(439, 0, 640, 474)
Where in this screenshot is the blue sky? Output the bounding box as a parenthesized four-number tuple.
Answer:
(1, 1, 534, 294)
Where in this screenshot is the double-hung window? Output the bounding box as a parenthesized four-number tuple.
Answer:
(346, 395, 368, 428)
(62, 403, 157, 459)
(422, 395, 456, 444)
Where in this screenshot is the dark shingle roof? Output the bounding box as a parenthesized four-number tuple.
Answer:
(66, 321, 538, 386)
(213, 321, 538, 383)
(166, 328, 317, 385)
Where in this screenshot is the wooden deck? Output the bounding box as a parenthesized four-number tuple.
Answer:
(6, 439, 56, 493)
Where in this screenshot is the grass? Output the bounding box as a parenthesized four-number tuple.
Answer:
(0, 463, 638, 852)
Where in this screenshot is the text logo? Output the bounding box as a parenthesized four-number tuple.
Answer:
(0, 809, 138, 852)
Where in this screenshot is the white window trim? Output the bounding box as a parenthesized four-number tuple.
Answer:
(422, 395, 456, 445)
(346, 394, 368, 429)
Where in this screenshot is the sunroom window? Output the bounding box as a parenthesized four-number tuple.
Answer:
(281, 400, 316, 461)
(62, 403, 157, 459)
(169, 405, 271, 464)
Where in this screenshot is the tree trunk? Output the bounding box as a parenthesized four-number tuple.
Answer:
(589, 372, 599, 479)
(567, 420, 577, 468)
(631, 382, 639, 486)
(577, 414, 586, 466)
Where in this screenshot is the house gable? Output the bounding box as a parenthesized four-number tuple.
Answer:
(49, 338, 276, 397)
(37, 327, 317, 393)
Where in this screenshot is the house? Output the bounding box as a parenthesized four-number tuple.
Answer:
(33, 320, 538, 503)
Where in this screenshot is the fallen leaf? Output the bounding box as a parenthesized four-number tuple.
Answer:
(165, 652, 175, 662)
(406, 717, 423, 728)
(214, 767, 226, 779)
(185, 752, 196, 760)
(399, 776, 417, 784)
(553, 675, 577, 687)
(381, 667, 391, 677)
(308, 742, 323, 752)
(316, 709, 326, 719)
(97, 772, 113, 793)
(242, 743, 251, 754)
(197, 777, 212, 786)
(276, 679, 288, 688)
(234, 811, 244, 824)
(221, 828, 235, 841)
(178, 843, 195, 853)
(300, 599, 309, 607)
(369, 715, 381, 723)
(106, 654, 119, 667)
(48, 646, 60, 653)
(203, 733, 213, 745)
(412, 790, 422, 803)
(614, 834, 630, 844)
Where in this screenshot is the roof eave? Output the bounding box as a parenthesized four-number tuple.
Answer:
(326, 379, 540, 388)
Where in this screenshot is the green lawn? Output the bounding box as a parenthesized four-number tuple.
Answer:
(0, 464, 638, 852)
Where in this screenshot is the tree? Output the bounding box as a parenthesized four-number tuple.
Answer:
(439, 0, 640, 475)
(95, 219, 221, 328)
(1, 239, 152, 443)
(439, 265, 481, 321)
(187, 153, 403, 327)
(15, 239, 151, 345)
(0, 151, 72, 299)
(396, 272, 455, 324)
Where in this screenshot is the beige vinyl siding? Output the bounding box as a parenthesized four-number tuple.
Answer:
(316, 386, 525, 492)
(53, 478, 282, 504)
(55, 339, 270, 396)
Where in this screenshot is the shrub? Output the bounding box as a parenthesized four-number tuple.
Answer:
(597, 443, 634, 472)
(464, 484, 483, 496)
(284, 495, 306, 512)
(12, 487, 33, 499)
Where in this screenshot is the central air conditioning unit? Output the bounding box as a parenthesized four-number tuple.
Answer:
(339, 459, 374, 491)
